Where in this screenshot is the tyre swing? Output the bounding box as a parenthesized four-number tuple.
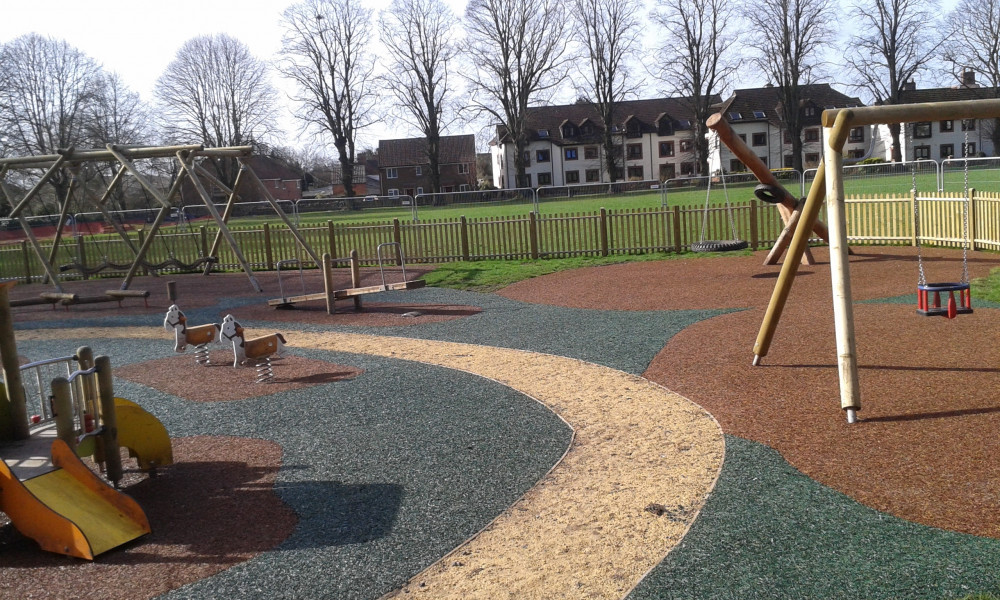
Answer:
(911, 124, 972, 319)
(690, 171, 749, 253)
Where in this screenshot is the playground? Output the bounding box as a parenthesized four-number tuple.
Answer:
(2, 242, 1000, 599)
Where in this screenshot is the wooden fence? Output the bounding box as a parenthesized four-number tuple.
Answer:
(3, 192, 999, 283)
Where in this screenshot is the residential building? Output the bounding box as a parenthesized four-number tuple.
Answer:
(892, 73, 998, 161)
(378, 134, 477, 197)
(489, 96, 718, 189)
(710, 84, 869, 174)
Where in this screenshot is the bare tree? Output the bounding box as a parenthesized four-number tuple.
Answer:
(744, 0, 835, 172)
(944, 0, 1000, 156)
(279, 0, 379, 198)
(155, 34, 278, 186)
(0, 34, 102, 211)
(653, 0, 739, 176)
(845, 0, 943, 162)
(379, 0, 458, 194)
(572, 0, 643, 182)
(464, 0, 570, 188)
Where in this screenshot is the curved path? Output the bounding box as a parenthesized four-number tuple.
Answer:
(17, 327, 725, 599)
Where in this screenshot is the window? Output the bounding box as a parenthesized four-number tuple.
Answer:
(415, 166, 422, 176)
(659, 163, 675, 180)
(536, 149, 550, 162)
(730, 159, 745, 172)
(805, 128, 820, 142)
(914, 145, 930, 160)
(963, 142, 977, 157)
(752, 132, 767, 146)
(627, 165, 644, 180)
(657, 121, 674, 136)
(659, 141, 674, 157)
(847, 149, 865, 159)
(759, 155, 768, 166)
(914, 122, 932, 138)
(680, 162, 695, 176)
(458, 163, 470, 174)
(848, 127, 864, 143)
(940, 120, 954, 132)
(518, 173, 532, 187)
(753, 110, 767, 119)
(627, 144, 642, 160)
(962, 119, 976, 131)
(459, 184, 470, 192)
(581, 122, 595, 135)
(538, 129, 550, 138)
(738, 134, 747, 142)
(562, 124, 577, 138)
(783, 155, 794, 168)
(388, 189, 399, 196)
(783, 131, 792, 144)
(584, 146, 599, 159)
(537, 172, 552, 185)
(728, 111, 742, 120)
(565, 147, 578, 160)
(612, 167, 624, 180)
(585, 169, 600, 182)
(386, 167, 398, 179)
(566, 170, 580, 183)
(805, 153, 820, 165)
(523, 151, 531, 166)
(679, 140, 692, 152)
(416, 187, 424, 195)
(940, 144, 954, 159)
(804, 106, 816, 116)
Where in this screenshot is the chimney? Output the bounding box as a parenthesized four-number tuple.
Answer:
(902, 80, 916, 91)
(963, 69, 977, 87)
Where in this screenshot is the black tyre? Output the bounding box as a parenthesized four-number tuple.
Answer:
(690, 240, 749, 253)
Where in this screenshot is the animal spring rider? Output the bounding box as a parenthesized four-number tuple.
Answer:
(220, 314, 286, 383)
(163, 305, 220, 365)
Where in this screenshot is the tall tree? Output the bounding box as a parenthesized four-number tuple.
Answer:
(279, 0, 379, 198)
(572, 0, 643, 182)
(846, 0, 943, 162)
(653, 0, 738, 176)
(155, 33, 278, 186)
(0, 34, 102, 211)
(944, 0, 1000, 156)
(744, 0, 835, 172)
(379, 0, 458, 194)
(464, 0, 570, 188)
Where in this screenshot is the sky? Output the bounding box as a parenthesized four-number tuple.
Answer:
(0, 0, 965, 153)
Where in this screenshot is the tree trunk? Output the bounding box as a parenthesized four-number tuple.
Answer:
(427, 135, 441, 194)
(513, 138, 527, 188)
(602, 131, 619, 182)
(335, 137, 355, 198)
(889, 123, 903, 162)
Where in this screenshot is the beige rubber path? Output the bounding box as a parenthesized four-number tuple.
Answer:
(18, 327, 725, 600)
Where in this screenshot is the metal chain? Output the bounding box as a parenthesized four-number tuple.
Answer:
(719, 171, 739, 241)
(908, 123, 927, 286)
(962, 127, 971, 284)
(700, 171, 712, 243)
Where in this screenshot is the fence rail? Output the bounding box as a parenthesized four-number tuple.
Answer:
(3, 191, 998, 283)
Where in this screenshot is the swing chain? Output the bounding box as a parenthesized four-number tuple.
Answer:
(908, 123, 927, 286)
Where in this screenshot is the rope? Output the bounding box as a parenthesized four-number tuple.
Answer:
(962, 127, 970, 284)
(719, 172, 739, 240)
(699, 174, 712, 243)
(909, 123, 927, 286)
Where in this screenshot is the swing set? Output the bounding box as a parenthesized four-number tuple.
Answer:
(751, 98, 1000, 423)
(0, 144, 322, 303)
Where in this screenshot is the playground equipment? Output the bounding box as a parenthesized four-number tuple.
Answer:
(909, 125, 973, 319)
(691, 143, 749, 253)
(0, 144, 324, 296)
(0, 281, 173, 559)
(268, 243, 426, 314)
(220, 314, 286, 383)
(163, 304, 221, 365)
(706, 113, 838, 265)
(752, 97, 1000, 423)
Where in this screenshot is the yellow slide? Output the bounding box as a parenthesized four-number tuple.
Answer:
(0, 438, 150, 560)
(115, 397, 173, 472)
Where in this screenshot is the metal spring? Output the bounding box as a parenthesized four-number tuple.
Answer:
(255, 357, 274, 383)
(194, 343, 211, 366)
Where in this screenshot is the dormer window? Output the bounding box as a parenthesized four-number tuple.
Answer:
(804, 106, 817, 116)
(537, 129, 549, 138)
(561, 124, 578, 138)
(581, 122, 594, 135)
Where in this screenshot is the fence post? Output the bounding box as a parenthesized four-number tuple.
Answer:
(263, 222, 273, 270)
(393, 219, 402, 266)
(460, 216, 470, 261)
(749, 199, 759, 250)
(529, 211, 539, 259)
(909, 189, 917, 247)
(21, 240, 31, 284)
(968, 188, 977, 251)
(75, 234, 88, 280)
(672, 205, 682, 253)
(327, 221, 337, 261)
(599, 208, 609, 257)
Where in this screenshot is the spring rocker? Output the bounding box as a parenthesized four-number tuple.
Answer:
(219, 314, 287, 383)
(163, 304, 221, 365)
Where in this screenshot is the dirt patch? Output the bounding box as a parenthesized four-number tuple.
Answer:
(0, 436, 297, 600)
(115, 352, 363, 402)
